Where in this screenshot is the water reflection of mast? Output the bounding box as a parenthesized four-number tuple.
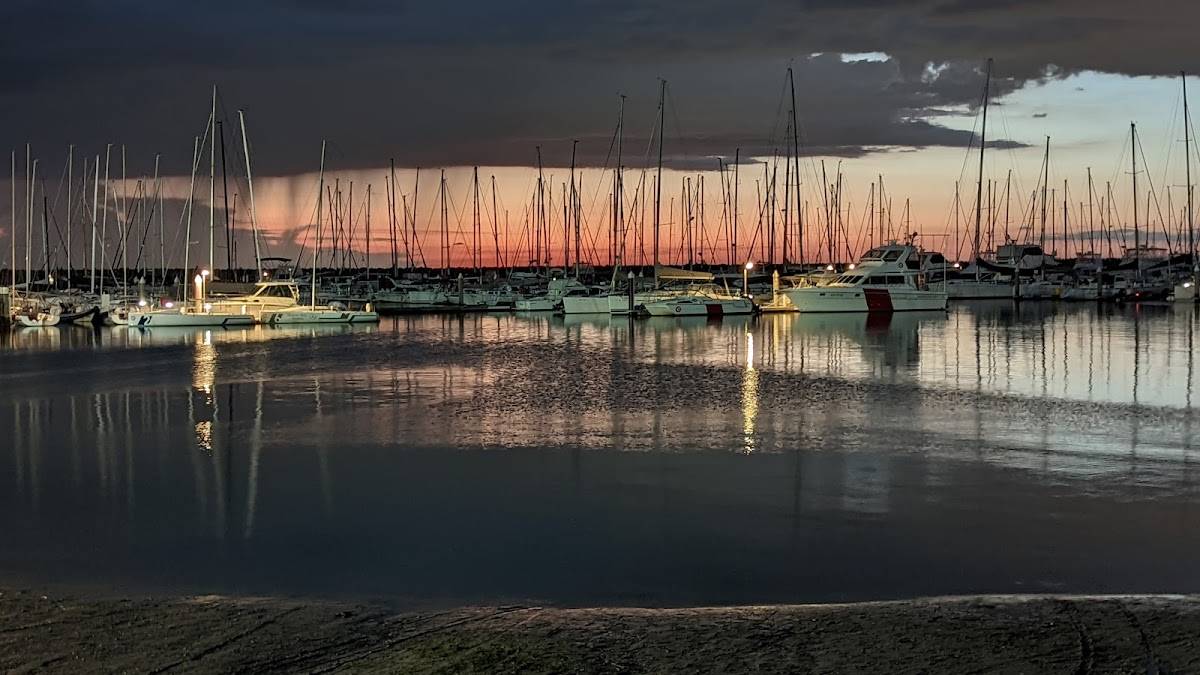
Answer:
(244, 380, 264, 538)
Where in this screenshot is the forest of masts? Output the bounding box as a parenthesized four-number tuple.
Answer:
(4, 69, 1197, 287)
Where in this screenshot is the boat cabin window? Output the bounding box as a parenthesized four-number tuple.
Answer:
(882, 249, 903, 262)
(257, 285, 295, 298)
(861, 248, 885, 261)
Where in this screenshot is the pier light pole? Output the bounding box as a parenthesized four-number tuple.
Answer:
(193, 274, 204, 312)
(744, 261, 755, 297)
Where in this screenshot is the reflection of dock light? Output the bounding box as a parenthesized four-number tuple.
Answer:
(137, 299, 147, 307)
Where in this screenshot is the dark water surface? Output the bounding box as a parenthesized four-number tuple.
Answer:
(1, 302, 1198, 607)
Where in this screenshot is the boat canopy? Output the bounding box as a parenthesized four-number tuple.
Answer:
(655, 265, 714, 282)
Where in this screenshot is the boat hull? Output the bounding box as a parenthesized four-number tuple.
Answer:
(16, 312, 61, 327)
(1170, 282, 1197, 302)
(127, 311, 255, 327)
(263, 308, 380, 324)
(782, 287, 947, 313)
(642, 298, 755, 316)
(561, 296, 611, 314)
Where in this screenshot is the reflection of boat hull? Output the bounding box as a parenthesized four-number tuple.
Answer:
(782, 287, 947, 313)
(263, 308, 380, 324)
(127, 310, 255, 327)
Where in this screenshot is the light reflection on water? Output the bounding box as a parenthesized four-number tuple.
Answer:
(0, 302, 1197, 606)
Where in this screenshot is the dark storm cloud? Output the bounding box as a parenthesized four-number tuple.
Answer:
(1, 1, 1195, 175)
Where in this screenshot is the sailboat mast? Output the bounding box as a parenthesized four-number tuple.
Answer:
(209, 86, 217, 278)
(90, 154, 98, 294)
(654, 80, 666, 282)
(151, 153, 161, 283)
(536, 147, 544, 272)
(570, 139, 577, 276)
(616, 95, 625, 268)
(388, 159, 398, 275)
(1185, 71, 1196, 281)
(440, 169, 448, 276)
(492, 175, 501, 268)
(314, 141, 326, 309)
(182, 137, 200, 305)
(732, 148, 739, 267)
(219, 120, 232, 272)
(10, 151, 16, 297)
(473, 167, 481, 273)
(973, 58, 991, 282)
(66, 145, 73, 287)
(238, 110, 263, 279)
(25, 153, 33, 296)
(789, 66, 802, 268)
(1131, 122, 1139, 280)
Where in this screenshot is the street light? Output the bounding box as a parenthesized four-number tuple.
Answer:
(743, 261, 755, 297)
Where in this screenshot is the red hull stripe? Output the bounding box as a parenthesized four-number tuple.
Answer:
(863, 288, 894, 312)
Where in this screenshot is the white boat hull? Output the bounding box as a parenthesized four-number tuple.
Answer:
(782, 286, 947, 313)
(127, 310, 255, 327)
(16, 312, 61, 327)
(642, 297, 755, 316)
(514, 298, 556, 311)
(263, 308, 380, 324)
(561, 296, 611, 314)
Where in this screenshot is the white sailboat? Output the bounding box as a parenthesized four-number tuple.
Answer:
(128, 87, 258, 328)
(261, 141, 379, 326)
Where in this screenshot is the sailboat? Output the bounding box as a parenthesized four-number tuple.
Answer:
(128, 87, 257, 328)
(262, 141, 379, 325)
(1173, 71, 1199, 303)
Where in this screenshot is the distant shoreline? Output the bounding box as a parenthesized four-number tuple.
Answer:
(3, 589, 1198, 672)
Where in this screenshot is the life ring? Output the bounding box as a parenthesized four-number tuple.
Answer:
(673, 305, 682, 314)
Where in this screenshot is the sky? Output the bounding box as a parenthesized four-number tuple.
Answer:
(3, 0, 1200, 272)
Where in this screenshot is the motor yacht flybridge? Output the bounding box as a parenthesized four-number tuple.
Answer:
(782, 242, 948, 313)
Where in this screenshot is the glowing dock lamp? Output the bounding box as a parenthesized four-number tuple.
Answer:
(194, 273, 205, 312)
(825, 264, 834, 272)
(743, 261, 755, 297)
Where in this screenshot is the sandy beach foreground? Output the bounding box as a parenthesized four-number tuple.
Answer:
(3, 591, 1199, 673)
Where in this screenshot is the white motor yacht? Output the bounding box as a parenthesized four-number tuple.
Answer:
(782, 242, 948, 313)
(206, 280, 302, 319)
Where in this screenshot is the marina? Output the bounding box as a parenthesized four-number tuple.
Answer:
(5, 4, 1200, 666)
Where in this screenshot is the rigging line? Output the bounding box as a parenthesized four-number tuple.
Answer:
(1135, 130, 1176, 251)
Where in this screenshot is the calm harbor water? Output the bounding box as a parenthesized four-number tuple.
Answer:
(1, 302, 1197, 607)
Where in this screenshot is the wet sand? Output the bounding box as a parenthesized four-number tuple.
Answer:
(4, 590, 1199, 673)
